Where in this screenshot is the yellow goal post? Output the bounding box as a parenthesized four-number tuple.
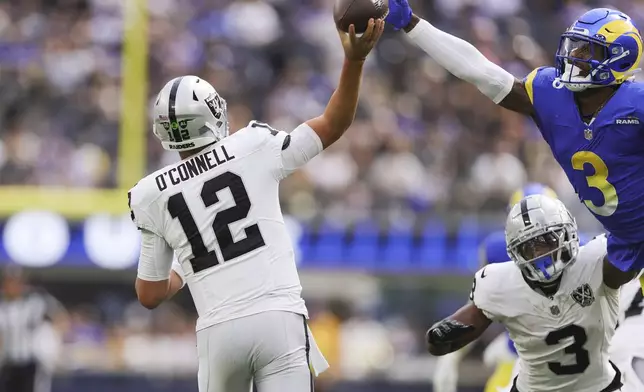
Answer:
(0, 0, 149, 220)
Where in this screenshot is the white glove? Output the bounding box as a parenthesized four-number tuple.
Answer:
(432, 352, 460, 392)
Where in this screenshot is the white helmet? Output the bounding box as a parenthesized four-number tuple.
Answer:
(505, 194, 579, 284)
(152, 75, 229, 151)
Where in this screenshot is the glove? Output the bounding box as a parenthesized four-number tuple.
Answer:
(433, 353, 460, 392)
(427, 319, 475, 345)
(385, 0, 413, 31)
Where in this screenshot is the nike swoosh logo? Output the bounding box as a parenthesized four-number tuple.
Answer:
(481, 268, 487, 278)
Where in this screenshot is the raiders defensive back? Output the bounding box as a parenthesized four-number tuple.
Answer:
(609, 278, 644, 390)
(128, 19, 384, 392)
(425, 195, 627, 392)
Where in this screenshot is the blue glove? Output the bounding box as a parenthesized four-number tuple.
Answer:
(385, 0, 413, 31)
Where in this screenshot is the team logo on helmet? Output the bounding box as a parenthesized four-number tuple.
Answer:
(205, 93, 225, 128)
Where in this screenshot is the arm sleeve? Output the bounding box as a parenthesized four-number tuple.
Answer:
(469, 267, 501, 321)
(271, 123, 323, 180)
(246, 121, 323, 180)
(407, 19, 515, 104)
(128, 186, 162, 236)
(136, 229, 174, 282)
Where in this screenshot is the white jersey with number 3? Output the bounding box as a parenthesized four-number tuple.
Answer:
(470, 235, 620, 392)
(129, 121, 323, 331)
(609, 279, 644, 391)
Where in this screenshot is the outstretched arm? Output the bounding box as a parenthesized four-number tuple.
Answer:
(306, 19, 384, 149)
(427, 303, 492, 356)
(386, 3, 534, 116)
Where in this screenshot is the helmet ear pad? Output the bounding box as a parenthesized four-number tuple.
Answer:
(152, 76, 229, 152)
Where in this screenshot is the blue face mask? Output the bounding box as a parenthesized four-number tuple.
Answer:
(533, 254, 556, 280)
(518, 231, 566, 282)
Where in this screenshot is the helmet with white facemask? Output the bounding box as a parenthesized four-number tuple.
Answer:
(506, 195, 579, 284)
(555, 8, 643, 92)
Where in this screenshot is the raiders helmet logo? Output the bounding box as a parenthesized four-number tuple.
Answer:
(571, 283, 595, 307)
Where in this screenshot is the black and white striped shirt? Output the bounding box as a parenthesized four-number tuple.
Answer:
(0, 289, 63, 364)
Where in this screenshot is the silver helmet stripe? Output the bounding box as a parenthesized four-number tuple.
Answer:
(168, 76, 184, 143)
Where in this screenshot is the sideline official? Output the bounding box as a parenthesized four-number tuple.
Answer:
(0, 266, 68, 392)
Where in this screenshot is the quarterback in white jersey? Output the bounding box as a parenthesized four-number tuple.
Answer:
(609, 278, 644, 390)
(128, 19, 384, 392)
(425, 194, 630, 392)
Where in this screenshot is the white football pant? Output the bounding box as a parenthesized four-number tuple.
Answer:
(197, 310, 328, 392)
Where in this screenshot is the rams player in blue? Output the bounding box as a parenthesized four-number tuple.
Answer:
(385, 6, 644, 292)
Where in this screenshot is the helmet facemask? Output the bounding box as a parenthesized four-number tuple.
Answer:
(556, 35, 613, 92)
(507, 223, 578, 284)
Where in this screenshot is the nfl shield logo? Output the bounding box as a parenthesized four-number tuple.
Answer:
(584, 129, 593, 140)
(571, 283, 595, 307)
(550, 305, 560, 316)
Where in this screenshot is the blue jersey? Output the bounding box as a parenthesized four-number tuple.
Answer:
(479, 231, 589, 355)
(525, 66, 644, 270)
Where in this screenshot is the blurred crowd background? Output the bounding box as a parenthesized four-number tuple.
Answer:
(3, 0, 639, 223)
(0, 0, 636, 391)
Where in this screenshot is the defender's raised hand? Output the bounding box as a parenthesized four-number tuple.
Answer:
(385, 0, 412, 30)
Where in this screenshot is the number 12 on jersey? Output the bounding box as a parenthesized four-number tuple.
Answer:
(168, 171, 266, 273)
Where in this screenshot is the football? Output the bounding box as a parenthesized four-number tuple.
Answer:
(334, 0, 389, 34)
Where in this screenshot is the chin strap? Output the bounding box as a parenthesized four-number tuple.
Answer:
(562, 62, 641, 91)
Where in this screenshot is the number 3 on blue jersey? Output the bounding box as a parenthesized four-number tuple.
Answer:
(571, 151, 619, 217)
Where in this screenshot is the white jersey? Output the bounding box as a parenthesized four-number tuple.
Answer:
(470, 235, 620, 392)
(609, 279, 644, 390)
(129, 121, 323, 331)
